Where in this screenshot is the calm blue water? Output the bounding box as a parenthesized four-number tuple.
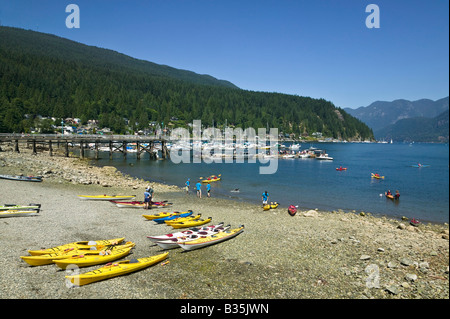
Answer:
(89, 143, 449, 223)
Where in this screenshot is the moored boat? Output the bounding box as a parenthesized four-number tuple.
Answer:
(178, 225, 244, 251)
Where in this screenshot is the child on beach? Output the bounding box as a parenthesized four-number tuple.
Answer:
(206, 183, 211, 198)
(262, 191, 269, 206)
(196, 181, 202, 198)
(185, 178, 190, 194)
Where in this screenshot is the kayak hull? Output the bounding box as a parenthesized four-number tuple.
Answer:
(27, 237, 125, 256)
(65, 252, 168, 286)
(178, 226, 244, 251)
(77, 195, 136, 201)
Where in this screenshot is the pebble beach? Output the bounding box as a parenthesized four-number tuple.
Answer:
(0, 146, 449, 300)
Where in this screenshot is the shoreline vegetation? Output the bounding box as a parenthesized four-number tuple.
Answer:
(0, 145, 448, 299)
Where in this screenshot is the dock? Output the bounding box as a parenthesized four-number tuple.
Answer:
(0, 134, 170, 160)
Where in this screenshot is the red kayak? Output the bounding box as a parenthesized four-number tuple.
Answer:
(111, 201, 172, 208)
(336, 167, 347, 171)
(288, 205, 297, 216)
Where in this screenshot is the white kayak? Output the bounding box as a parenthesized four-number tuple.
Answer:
(147, 223, 225, 243)
(0, 209, 40, 218)
(155, 224, 231, 250)
(77, 195, 136, 201)
(178, 225, 244, 251)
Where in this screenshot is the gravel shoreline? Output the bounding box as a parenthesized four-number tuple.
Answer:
(0, 148, 448, 299)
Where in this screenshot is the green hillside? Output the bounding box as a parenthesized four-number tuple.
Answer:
(0, 26, 373, 140)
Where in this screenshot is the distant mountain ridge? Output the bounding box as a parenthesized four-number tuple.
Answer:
(344, 97, 449, 142)
(344, 97, 449, 132)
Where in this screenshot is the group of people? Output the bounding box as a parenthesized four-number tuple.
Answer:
(185, 178, 211, 198)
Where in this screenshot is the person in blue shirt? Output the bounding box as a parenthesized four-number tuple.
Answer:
(262, 191, 269, 207)
(206, 183, 211, 198)
(196, 181, 202, 198)
(185, 178, 190, 194)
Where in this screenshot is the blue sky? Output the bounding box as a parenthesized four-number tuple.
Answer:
(1, 0, 448, 109)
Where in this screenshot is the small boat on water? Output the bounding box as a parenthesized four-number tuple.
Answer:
(336, 167, 347, 171)
(201, 175, 221, 183)
(410, 218, 421, 227)
(0, 174, 42, 182)
(316, 153, 333, 160)
(371, 173, 384, 179)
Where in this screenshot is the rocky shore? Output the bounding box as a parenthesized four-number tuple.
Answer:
(0, 146, 448, 300)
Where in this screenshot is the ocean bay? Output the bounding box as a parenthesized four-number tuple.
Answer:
(93, 142, 449, 224)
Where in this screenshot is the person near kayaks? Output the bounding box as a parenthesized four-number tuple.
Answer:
(196, 181, 202, 198)
(144, 186, 153, 209)
(262, 191, 269, 206)
(394, 190, 400, 200)
(206, 183, 211, 198)
(386, 190, 392, 196)
(185, 178, 190, 194)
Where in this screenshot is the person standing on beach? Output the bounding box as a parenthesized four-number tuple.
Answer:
(196, 181, 202, 198)
(144, 187, 151, 209)
(206, 183, 211, 198)
(185, 178, 190, 194)
(262, 191, 269, 207)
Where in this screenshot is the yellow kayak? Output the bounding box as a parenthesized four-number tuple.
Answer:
(201, 175, 221, 183)
(54, 247, 133, 269)
(65, 252, 168, 286)
(21, 242, 135, 267)
(263, 202, 278, 211)
(77, 195, 136, 201)
(164, 214, 202, 225)
(27, 237, 125, 256)
(371, 173, 384, 179)
(142, 211, 190, 221)
(170, 217, 212, 229)
(178, 226, 244, 251)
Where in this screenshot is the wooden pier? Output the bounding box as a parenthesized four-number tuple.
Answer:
(0, 134, 171, 160)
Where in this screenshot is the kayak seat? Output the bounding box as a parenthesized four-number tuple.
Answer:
(129, 259, 139, 263)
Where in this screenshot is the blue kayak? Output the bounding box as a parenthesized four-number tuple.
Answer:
(411, 164, 430, 168)
(153, 211, 193, 224)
